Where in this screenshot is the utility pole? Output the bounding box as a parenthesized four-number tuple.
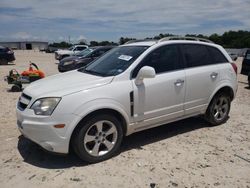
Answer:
(68, 36, 70, 44)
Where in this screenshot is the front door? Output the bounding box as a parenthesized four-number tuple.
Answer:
(131, 44, 185, 130)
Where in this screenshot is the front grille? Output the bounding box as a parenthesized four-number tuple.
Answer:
(18, 93, 32, 111)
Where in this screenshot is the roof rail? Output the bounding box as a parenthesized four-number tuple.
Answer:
(158, 36, 214, 44)
(124, 39, 157, 44)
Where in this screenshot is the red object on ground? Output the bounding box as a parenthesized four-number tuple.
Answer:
(21, 63, 45, 78)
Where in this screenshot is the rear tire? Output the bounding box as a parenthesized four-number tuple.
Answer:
(205, 93, 231, 126)
(72, 114, 123, 163)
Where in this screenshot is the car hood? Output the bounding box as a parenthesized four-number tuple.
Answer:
(23, 70, 114, 99)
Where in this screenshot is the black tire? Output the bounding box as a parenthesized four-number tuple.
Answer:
(0, 58, 8, 65)
(72, 114, 123, 163)
(205, 93, 231, 126)
(11, 84, 22, 92)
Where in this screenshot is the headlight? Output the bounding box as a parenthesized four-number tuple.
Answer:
(30, 97, 61, 115)
(63, 61, 74, 66)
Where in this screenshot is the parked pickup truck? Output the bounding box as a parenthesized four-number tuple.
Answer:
(54, 45, 88, 60)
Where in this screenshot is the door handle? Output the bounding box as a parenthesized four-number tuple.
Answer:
(174, 79, 184, 87)
(210, 72, 218, 79)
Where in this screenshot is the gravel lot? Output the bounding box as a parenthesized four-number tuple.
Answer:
(0, 50, 250, 188)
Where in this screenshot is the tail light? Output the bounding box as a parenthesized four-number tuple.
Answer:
(231, 63, 237, 75)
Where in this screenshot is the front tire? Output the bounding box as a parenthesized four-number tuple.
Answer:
(72, 114, 123, 163)
(205, 93, 231, 126)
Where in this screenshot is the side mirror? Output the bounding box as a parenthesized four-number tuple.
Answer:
(233, 56, 237, 61)
(135, 66, 156, 85)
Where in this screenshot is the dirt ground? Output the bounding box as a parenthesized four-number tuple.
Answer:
(0, 50, 249, 188)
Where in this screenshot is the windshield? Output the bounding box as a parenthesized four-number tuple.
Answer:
(68, 46, 74, 50)
(75, 48, 93, 57)
(78, 46, 148, 76)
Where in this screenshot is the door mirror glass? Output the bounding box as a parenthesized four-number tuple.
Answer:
(135, 66, 155, 85)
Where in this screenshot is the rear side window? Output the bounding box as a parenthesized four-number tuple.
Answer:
(181, 44, 213, 68)
(207, 46, 228, 63)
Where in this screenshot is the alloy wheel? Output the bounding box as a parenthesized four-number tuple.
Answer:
(213, 96, 229, 121)
(83, 120, 118, 157)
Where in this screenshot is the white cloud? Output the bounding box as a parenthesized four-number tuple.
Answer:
(11, 32, 31, 40)
(0, 0, 250, 41)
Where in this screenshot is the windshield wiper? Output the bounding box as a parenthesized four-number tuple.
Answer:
(80, 69, 105, 77)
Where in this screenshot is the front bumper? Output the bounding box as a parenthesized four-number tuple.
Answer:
(16, 107, 79, 154)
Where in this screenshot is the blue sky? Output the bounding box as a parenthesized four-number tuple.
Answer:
(0, 0, 249, 43)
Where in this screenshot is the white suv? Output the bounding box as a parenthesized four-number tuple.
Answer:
(16, 38, 237, 163)
(54, 45, 88, 60)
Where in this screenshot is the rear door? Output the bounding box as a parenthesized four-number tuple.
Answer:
(180, 44, 221, 115)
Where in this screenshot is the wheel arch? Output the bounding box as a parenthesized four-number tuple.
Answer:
(69, 108, 128, 151)
(208, 85, 235, 107)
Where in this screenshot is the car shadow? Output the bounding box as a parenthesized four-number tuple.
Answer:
(17, 116, 210, 169)
(18, 135, 87, 169)
(122, 116, 209, 151)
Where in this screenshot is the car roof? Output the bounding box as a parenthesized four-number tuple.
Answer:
(123, 36, 216, 47)
(123, 40, 219, 48)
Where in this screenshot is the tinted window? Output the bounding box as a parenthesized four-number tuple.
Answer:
(207, 46, 228, 63)
(132, 45, 181, 77)
(76, 47, 87, 51)
(182, 44, 213, 68)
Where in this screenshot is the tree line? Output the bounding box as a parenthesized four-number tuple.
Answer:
(49, 30, 250, 48)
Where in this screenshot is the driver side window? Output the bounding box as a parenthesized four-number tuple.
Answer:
(132, 45, 181, 78)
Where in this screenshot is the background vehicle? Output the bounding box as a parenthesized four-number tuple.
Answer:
(54, 45, 88, 60)
(59, 47, 96, 62)
(0, 46, 15, 65)
(17, 37, 237, 163)
(58, 46, 114, 72)
(241, 49, 250, 87)
(228, 52, 238, 61)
